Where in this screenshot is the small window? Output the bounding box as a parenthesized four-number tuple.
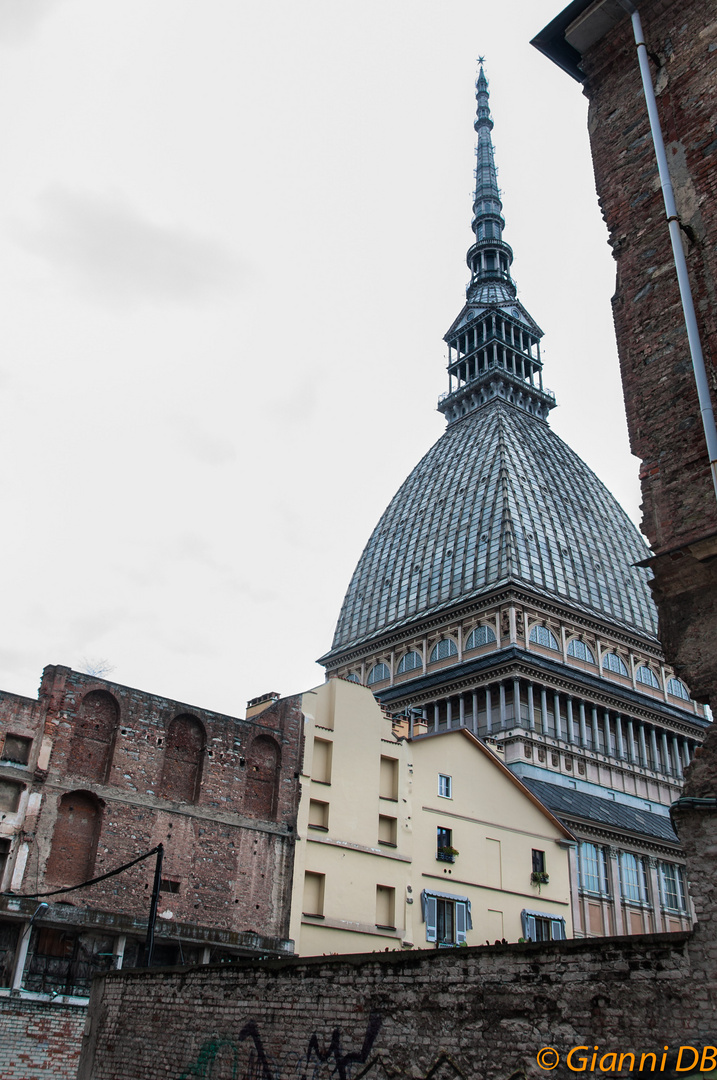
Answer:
(0, 837, 11, 884)
(302, 871, 325, 917)
(1, 735, 32, 765)
(0, 779, 24, 814)
(532, 849, 546, 874)
(367, 663, 390, 685)
(379, 756, 398, 800)
(521, 911, 565, 941)
(436, 826, 454, 862)
(429, 638, 458, 663)
(397, 651, 422, 674)
(578, 842, 609, 895)
(312, 739, 332, 784)
(438, 774, 452, 799)
(465, 625, 497, 650)
(603, 652, 629, 677)
(636, 665, 660, 689)
(160, 879, 181, 894)
(345, 673, 360, 683)
(308, 799, 329, 831)
(422, 890, 471, 945)
(659, 862, 687, 912)
(378, 815, 397, 846)
(667, 678, 690, 701)
(620, 852, 649, 903)
(567, 639, 595, 664)
(375, 885, 396, 929)
(529, 625, 560, 650)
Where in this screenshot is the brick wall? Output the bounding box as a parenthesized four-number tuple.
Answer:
(18, 666, 303, 939)
(0, 997, 85, 1080)
(576, 0, 717, 701)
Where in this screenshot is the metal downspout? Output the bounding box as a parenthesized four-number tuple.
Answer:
(620, 1, 717, 501)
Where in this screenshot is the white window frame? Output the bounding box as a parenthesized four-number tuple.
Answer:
(438, 774, 452, 799)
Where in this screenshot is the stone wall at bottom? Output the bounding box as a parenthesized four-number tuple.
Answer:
(76, 930, 715, 1080)
(0, 995, 85, 1080)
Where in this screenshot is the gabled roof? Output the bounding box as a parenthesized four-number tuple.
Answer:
(413, 726, 577, 843)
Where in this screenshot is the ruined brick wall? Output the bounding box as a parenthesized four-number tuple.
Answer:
(17, 667, 303, 941)
(0, 997, 84, 1080)
(577, 0, 717, 700)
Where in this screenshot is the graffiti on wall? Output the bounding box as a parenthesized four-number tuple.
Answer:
(177, 1017, 466, 1080)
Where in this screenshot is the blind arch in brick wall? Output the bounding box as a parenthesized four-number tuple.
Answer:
(69, 690, 119, 783)
(45, 790, 103, 886)
(245, 735, 281, 820)
(159, 715, 205, 803)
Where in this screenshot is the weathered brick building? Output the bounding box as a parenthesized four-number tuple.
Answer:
(0, 666, 303, 1077)
(533, 0, 717, 706)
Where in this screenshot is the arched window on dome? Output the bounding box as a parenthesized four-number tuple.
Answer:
(529, 625, 560, 651)
(636, 665, 661, 689)
(567, 639, 596, 665)
(429, 639, 458, 663)
(397, 651, 422, 675)
(603, 653, 629, 678)
(345, 673, 360, 683)
(667, 678, 690, 701)
(367, 663, 390, 686)
(465, 625, 497, 651)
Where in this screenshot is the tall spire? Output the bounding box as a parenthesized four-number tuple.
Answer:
(466, 64, 515, 301)
(437, 64, 556, 427)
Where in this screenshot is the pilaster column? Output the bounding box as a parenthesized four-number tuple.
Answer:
(607, 847, 625, 936)
(578, 702, 587, 747)
(541, 688, 549, 735)
(566, 698, 575, 744)
(591, 707, 600, 752)
(616, 716, 625, 760)
(638, 725, 649, 769)
(459, 695, 465, 727)
(472, 692, 478, 734)
(433, 702, 440, 734)
(672, 736, 682, 778)
(11, 923, 31, 991)
(647, 857, 664, 934)
(528, 684, 535, 730)
(485, 687, 493, 734)
(553, 692, 562, 740)
(650, 728, 659, 772)
(567, 843, 582, 937)
(603, 712, 612, 757)
(446, 699, 453, 730)
(661, 732, 671, 775)
(499, 682, 507, 728)
(682, 740, 691, 768)
(627, 719, 636, 764)
(513, 678, 521, 727)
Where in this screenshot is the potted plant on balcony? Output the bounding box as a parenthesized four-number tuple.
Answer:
(437, 845, 460, 863)
(531, 870, 550, 892)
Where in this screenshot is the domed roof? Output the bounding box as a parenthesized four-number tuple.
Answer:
(329, 403, 656, 653)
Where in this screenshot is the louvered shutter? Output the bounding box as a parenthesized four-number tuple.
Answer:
(521, 910, 536, 940)
(425, 895, 437, 942)
(550, 917, 566, 941)
(455, 902, 467, 944)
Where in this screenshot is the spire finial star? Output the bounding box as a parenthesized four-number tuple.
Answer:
(477, 55, 485, 65)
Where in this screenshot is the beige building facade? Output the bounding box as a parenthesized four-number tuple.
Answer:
(290, 678, 574, 955)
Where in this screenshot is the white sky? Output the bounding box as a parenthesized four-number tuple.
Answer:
(0, 0, 644, 716)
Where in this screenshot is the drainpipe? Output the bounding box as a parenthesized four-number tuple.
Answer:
(619, 1, 717, 501)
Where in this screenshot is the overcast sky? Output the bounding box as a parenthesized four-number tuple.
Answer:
(0, 1, 644, 716)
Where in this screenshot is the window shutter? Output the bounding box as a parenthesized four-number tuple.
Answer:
(550, 918, 566, 941)
(455, 902, 467, 944)
(521, 910, 536, 940)
(466, 899, 473, 931)
(425, 895, 437, 942)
